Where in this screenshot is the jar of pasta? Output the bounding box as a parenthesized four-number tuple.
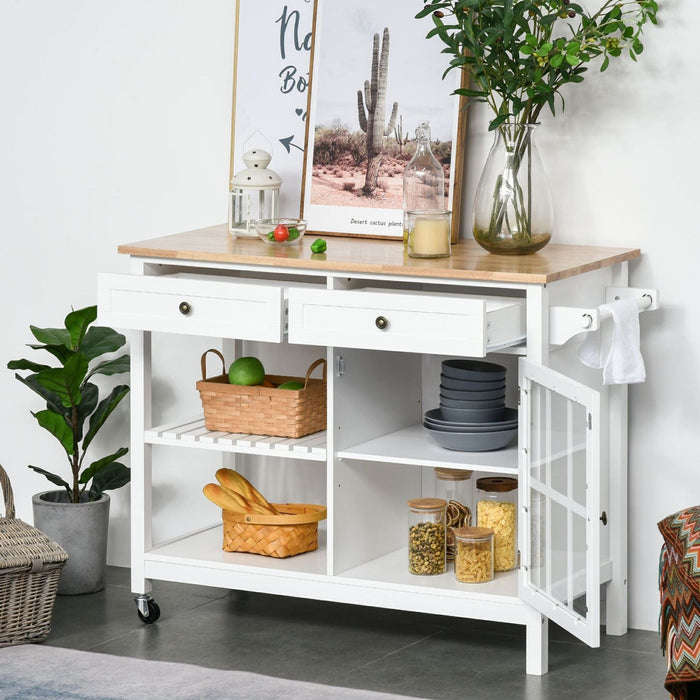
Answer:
(407, 498, 447, 575)
(434, 468, 473, 562)
(475, 477, 517, 572)
(453, 527, 494, 583)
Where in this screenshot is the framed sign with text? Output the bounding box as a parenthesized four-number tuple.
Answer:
(230, 0, 314, 218)
(300, 0, 467, 240)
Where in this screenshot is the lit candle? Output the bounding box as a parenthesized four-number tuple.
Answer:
(409, 212, 451, 257)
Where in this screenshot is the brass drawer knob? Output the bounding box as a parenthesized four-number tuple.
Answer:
(179, 301, 191, 315)
(375, 315, 388, 330)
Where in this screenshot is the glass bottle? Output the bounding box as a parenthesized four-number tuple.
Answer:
(407, 497, 447, 575)
(454, 527, 494, 583)
(472, 122, 553, 255)
(434, 468, 473, 562)
(402, 121, 446, 248)
(475, 477, 518, 572)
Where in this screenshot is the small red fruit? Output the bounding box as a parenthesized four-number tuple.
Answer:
(273, 224, 289, 242)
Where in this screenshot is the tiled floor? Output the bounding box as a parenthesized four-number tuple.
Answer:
(46, 566, 667, 699)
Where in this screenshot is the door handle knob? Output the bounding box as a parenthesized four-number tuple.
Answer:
(179, 301, 191, 315)
(375, 315, 388, 330)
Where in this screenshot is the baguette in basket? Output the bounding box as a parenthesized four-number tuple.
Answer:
(203, 468, 326, 558)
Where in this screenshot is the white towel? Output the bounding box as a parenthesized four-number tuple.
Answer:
(578, 298, 646, 385)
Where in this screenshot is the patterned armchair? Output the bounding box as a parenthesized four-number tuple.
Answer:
(659, 507, 700, 699)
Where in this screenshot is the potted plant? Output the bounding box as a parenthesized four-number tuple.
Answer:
(417, 0, 659, 254)
(7, 305, 130, 594)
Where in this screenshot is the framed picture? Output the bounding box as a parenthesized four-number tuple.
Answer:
(300, 0, 467, 241)
(229, 0, 315, 218)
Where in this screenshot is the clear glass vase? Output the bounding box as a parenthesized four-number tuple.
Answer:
(472, 123, 553, 255)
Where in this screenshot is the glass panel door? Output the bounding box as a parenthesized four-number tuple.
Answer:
(518, 360, 601, 647)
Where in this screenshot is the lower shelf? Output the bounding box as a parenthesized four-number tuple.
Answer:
(141, 525, 529, 625)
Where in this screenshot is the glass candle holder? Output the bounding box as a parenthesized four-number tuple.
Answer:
(407, 209, 451, 258)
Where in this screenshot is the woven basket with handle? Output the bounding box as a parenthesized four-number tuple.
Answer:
(0, 464, 68, 647)
(222, 503, 327, 558)
(197, 351, 327, 439)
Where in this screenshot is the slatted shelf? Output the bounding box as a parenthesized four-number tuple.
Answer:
(144, 417, 327, 461)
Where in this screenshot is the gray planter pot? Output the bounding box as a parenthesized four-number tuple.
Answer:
(32, 491, 110, 595)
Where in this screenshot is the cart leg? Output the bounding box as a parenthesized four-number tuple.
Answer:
(525, 609, 548, 675)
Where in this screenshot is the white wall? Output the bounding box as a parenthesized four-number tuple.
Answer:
(0, 0, 695, 633)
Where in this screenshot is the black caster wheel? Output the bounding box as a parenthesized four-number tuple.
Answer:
(136, 599, 161, 624)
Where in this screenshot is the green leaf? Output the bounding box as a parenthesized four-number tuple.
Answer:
(85, 354, 130, 381)
(80, 326, 126, 362)
(82, 385, 129, 452)
(13, 372, 64, 415)
(565, 54, 580, 66)
(33, 409, 74, 454)
(35, 352, 88, 408)
(567, 41, 581, 55)
(7, 358, 51, 373)
(30, 325, 71, 348)
(536, 42, 553, 57)
(488, 114, 510, 131)
(600, 55, 610, 71)
(26, 343, 71, 363)
(88, 461, 130, 500)
(65, 306, 97, 351)
(74, 382, 99, 442)
(79, 447, 129, 484)
(550, 53, 564, 68)
(633, 40, 644, 54)
(28, 465, 71, 493)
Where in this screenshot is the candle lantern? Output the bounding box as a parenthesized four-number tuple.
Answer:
(407, 209, 452, 258)
(228, 148, 282, 238)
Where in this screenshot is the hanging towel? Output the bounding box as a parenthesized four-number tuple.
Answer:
(578, 298, 646, 385)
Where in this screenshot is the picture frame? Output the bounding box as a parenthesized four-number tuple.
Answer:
(300, 0, 467, 241)
(229, 0, 315, 219)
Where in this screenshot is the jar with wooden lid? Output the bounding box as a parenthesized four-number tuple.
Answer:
(434, 468, 473, 562)
(454, 527, 494, 583)
(407, 498, 447, 575)
(475, 477, 517, 572)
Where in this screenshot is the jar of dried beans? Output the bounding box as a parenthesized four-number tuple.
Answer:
(475, 477, 517, 572)
(434, 468, 472, 562)
(407, 498, 446, 575)
(454, 527, 494, 583)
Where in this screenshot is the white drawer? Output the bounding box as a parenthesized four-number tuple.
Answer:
(287, 287, 525, 356)
(98, 273, 284, 342)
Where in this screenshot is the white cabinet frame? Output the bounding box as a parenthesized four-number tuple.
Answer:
(99, 231, 653, 676)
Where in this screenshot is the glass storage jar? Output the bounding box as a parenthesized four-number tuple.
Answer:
(453, 527, 494, 583)
(407, 497, 447, 575)
(475, 477, 517, 572)
(434, 468, 473, 562)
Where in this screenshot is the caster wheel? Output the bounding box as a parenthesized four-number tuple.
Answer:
(137, 599, 161, 624)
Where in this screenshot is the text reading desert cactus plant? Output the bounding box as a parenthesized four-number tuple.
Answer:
(357, 27, 398, 194)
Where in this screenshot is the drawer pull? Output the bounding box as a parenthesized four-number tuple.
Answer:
(179, 301, 191, 315)
(375, 315, 389, 330)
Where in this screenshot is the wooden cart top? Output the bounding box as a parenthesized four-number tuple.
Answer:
(118, 224, 640, 285)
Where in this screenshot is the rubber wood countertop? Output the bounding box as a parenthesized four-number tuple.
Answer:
(118, 224, 640, 285)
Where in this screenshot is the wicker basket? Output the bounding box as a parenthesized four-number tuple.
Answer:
(222, 503, 327, 558)
(0, 464, 68, 647)
(196, 351, 327, 439)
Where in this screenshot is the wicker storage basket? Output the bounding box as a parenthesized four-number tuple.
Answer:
(222, 503, 327, 558)
(0, 464, 68, 647)
(197, 351, 327, 439)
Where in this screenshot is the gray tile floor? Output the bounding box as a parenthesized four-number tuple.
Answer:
(45, 566, 668, 699)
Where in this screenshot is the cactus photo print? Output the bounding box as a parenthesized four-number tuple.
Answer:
(301, 0, 467, 239)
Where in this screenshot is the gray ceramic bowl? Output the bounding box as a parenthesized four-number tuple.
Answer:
(439, 395, 505, 410)
(439, 374, 506, 392)
(423, 418, 517, 434)
(440, 385, 506, 402)
(441, 359, 507, 382)
(425, 407, 517, 428)
(425, 406, 515, 425)
(423, 424, 518, 452)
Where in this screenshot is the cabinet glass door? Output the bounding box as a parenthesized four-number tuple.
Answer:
(518, 360, 601, 647)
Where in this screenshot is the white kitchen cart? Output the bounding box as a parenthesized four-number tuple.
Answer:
(98, 225, 657, 675)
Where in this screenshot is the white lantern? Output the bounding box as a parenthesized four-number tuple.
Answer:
(228, 148, 282, 238)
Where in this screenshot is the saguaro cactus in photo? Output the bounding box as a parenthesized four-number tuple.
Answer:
(394, 114, 408, 154)
(357, 27, 398, 195)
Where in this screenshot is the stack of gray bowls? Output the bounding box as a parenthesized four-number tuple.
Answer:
(423, 359, 518, 452)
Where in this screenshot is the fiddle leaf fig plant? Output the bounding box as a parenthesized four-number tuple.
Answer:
(7, 305, 130, 503)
